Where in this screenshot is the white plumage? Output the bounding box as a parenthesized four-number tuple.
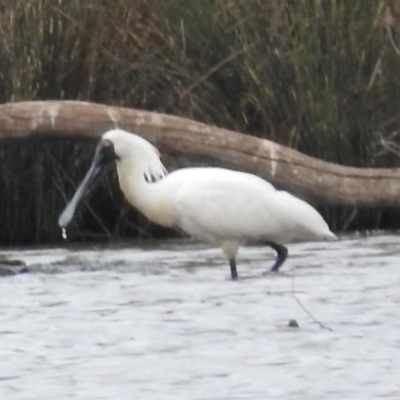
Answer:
(59, 129, 336, 279)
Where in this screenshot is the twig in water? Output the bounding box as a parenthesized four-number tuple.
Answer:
(291, 267, 333, 332)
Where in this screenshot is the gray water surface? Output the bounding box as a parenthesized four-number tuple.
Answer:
(1, 235, 400, 399)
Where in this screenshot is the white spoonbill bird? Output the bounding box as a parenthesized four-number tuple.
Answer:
(58, 129, 335, 279)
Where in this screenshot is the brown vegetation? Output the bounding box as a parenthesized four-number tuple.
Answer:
(1, 1, 400, 245)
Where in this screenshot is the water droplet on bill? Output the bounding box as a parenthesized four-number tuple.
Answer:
(61, 228, 67, 240)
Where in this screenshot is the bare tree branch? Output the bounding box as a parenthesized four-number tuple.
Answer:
(1, 100, 400, 207)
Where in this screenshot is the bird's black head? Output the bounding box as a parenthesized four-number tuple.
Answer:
(93, 138, 119, 167)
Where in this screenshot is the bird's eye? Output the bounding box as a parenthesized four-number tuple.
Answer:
(103, 139, 113, 148)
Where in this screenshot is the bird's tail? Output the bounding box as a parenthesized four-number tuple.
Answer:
(323, 230, 338, 241)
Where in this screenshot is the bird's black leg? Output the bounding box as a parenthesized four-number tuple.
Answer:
(229, 258, 238, 280)
(264, 242, 288, 272)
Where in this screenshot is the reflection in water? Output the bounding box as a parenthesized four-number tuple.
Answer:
(0, 235, 400, 399)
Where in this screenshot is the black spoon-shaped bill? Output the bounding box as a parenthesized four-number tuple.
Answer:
(58, 139, 118, 232)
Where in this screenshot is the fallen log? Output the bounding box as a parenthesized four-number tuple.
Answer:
(0, 100, 398, 207)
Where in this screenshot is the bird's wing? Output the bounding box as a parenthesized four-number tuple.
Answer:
(174, 174, 331, 243)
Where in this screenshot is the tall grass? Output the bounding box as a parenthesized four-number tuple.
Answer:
(1, 0, 400, 244)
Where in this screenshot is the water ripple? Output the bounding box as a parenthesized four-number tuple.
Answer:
(0, 234, 400, 399)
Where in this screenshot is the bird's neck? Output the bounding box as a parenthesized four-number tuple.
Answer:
(116, 160, 174, 227)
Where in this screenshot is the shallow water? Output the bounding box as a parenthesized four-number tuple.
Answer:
(0, 234, 400, 399)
